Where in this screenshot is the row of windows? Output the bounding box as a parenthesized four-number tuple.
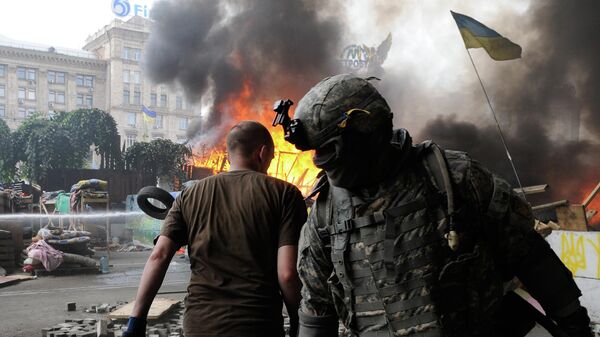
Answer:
(124, 91, 185, 109)
(126, 112, 188, 130)
(0, 65, 6, 77)
(0, 104, 36, 118)
(15, 66, 93, 87)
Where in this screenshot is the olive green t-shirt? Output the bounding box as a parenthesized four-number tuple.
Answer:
(160, 170, 307, 337)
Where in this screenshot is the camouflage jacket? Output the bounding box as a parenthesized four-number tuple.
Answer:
(297, 143, 573, 337)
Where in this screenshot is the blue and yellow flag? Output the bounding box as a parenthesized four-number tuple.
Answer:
(142, 105, 156, 123)
(451, 11, 521, 61)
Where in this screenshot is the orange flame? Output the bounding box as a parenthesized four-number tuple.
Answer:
(191, 80, 320, 195)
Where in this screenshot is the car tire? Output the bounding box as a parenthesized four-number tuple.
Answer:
(136, 186, 174, 220)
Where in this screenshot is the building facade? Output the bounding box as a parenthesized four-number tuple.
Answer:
(0, 16, 194, 148)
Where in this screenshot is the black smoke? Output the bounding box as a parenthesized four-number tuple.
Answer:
(144, 0, 342, 145)
(419, 1, 600, 203)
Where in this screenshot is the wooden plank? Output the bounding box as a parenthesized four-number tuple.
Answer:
(108, 298, 180, 320)
(582, 182, 600, 208)
(532, 200, 569, 211)
(513, 184, 549, 196)
(556, 204, 588, 231)
(0, 275, 34, 287)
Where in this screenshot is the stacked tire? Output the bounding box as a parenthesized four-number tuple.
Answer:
(0, 230, 15, 272)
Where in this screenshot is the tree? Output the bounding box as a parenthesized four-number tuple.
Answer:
(0, 118, 13, 182)
(57, 108, 122, 169)
(10, 114, 83, 183)
(124, 138, 191, 180)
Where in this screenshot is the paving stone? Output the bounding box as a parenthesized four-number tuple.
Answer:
(67, 302, 77, 312)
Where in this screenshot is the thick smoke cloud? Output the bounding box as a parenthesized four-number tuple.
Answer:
(419, 1, 600, 203)
(144, 0, 342, 145)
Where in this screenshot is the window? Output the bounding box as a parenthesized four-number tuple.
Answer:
(125, 134, 137, 148)
(123, 70, 130, 83)
(176, 96, 183, 109)
(132, 71, 141, 84)
(133, 91, 141, 105)
(160, 94, 167, 107)
(127, 112, 137, 126)
(18, 87, 26, 99)
(48, 71, 66, 84)
(0, 64, 6, 77)
(76, 94, 84, 106)
(49, 91, 64, 104)
(122, 47, 141, 61)
(27, 88, 36, 100)
(0, 104, 5, 117)
(154, 114, 163, 129)
(76, 74, 94, 87)
(56, 71, 65, 84)
(150, 93, 157, 106)
(17, 67, 26, 79)
(85, 95, 93, 107)
(123, 90, 130, 105)
(0, 85, 4, 97)
(18, 107, 26, 118)
(178, 117, 188, 130)
(27, 68, 36, 81)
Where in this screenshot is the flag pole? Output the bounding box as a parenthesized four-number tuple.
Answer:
(464, 49, 527, 200)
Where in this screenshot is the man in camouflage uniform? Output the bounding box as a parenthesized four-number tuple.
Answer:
(273, 74, 592, 337)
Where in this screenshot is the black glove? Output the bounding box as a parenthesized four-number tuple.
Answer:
(288, 314, 299, 337)
(121, 316, 147, 337)
(554, 306, 593, 337)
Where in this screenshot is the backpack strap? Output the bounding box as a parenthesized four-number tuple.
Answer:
(420, 141, 459, 251)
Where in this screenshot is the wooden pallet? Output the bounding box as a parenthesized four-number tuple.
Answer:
(108, 298, 180, 320)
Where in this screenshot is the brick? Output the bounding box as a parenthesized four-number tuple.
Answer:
(67, 302, 77, 312)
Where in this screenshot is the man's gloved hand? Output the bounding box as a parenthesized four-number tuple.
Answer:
(121, 316, 147, 337)
(288, 314, 299, 337)
(554, 306, 593, 337)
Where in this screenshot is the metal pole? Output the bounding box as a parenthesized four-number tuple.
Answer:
(465, 49, 527, 201)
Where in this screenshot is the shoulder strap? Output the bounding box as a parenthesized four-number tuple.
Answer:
(420, 141, 459, 251)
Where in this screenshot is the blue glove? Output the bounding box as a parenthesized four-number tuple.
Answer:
(121, 316, 146, 337)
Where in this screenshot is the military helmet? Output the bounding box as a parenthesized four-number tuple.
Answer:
(287, 74, 393, 150)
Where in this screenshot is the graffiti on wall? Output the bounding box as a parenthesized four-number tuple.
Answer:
(547, 230, 600, 279)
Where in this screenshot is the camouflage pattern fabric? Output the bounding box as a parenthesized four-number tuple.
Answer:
(298, 144, 545, 337)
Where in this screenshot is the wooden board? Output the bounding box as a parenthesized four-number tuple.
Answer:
(108, 298, 180, 320)
(556, 204, 588, 231)
(0, 274, 34, 287)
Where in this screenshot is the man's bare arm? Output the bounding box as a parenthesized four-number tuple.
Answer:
(278, 244, 302, 335)
(131, 235, 179, 318)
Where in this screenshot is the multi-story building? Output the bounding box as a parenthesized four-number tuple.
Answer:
(0, 16, 194, 148)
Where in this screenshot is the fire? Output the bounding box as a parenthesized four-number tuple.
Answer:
(191, 80, 320, 195)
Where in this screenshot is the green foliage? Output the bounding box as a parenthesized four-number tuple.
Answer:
(124, 138, 191, 179)
(0, 118, 13, 181)
(7, 109, 123, 183)
(57, 108, 122, 169)
(21, 118, 82, 182)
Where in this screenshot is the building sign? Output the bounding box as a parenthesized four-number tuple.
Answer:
(339, 33, 392, 75)
(111, 0, 150, 18)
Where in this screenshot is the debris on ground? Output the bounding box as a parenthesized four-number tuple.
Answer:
(42, 302, 185, 337)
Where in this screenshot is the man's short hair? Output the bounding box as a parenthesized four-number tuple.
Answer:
(226, 121, 274, 157)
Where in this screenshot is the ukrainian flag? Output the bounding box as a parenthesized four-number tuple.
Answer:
(142, 105, 156, 123)
(451, 11, 521, 61)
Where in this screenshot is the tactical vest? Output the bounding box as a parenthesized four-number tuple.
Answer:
(315, 143, 507, 337)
